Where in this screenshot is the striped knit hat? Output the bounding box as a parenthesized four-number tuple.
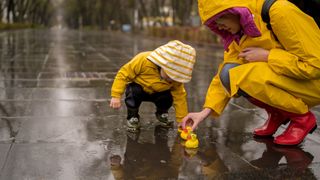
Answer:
(147, 40, 196, 83)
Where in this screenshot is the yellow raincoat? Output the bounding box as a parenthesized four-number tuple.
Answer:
(199, 0, 320, 116)
(111, 52, 188, 122)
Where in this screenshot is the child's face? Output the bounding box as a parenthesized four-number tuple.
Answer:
(215, 14, 241, 34)
(160, 69, 173, 82)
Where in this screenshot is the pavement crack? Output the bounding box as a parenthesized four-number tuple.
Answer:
(1, 143, 14, 175)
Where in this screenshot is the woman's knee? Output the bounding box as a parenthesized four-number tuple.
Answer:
(219, 63, 241, 92)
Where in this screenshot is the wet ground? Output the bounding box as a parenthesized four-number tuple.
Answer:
(0, 29, 320, 180)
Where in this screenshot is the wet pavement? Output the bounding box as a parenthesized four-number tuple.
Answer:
(0, 29, 320, 180)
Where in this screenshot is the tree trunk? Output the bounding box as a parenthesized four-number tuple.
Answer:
(6, 0, 15, 23)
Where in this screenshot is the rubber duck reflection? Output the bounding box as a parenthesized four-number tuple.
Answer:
(251, 137, 314, 173)
(109, 125, 183, 179)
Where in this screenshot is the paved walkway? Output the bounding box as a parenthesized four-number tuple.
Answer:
(0, 29, 319, 179)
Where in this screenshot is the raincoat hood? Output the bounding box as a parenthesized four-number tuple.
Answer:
(198, 0, 256, 24)
(147, 40, 196, 83)
(205, 8, 261, 50)
(199, 0, 262, 50)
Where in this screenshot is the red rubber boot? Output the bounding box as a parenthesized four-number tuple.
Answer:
(247, 98, 289, 136)
(254, 110, 289, 136)
(274, 111, 317, 145)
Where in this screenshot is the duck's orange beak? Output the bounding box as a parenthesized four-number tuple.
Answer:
(187, 135, 191, 140)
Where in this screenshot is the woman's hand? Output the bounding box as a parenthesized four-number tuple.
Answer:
(238, 47, 270, 62)
(180, 108, 212, 131)
(110, 97, 121, 109)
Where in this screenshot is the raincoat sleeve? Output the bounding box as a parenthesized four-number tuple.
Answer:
(203, 47, 243, 117)
(267, 1, 320, 80)
(170, 83, 188, 122)
(203, 74, 230, 117)
(111, 53, 145, 98)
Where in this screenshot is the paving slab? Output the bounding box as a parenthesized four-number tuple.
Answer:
(0, 143, 111, 180)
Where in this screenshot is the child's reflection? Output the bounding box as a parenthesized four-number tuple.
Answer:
(110, 125, 183, 179)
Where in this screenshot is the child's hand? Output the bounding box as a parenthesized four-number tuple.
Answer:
(110, 97, 121, 109)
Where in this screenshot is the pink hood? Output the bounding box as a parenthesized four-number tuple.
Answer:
(204, 7, 261, 51)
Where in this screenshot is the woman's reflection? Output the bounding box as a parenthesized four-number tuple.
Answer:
(251, 137, 315, 174)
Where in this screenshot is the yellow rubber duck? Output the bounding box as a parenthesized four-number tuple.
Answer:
(185, 133, 199, 149)
(180, 126, 192, 140)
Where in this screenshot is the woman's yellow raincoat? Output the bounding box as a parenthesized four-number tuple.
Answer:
(199, 0, 320, 116)
(111, 52, 188, 122)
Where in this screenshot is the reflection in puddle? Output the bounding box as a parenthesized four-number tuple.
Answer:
(108, 125, 229, 179)
(251, 137, 314, 172)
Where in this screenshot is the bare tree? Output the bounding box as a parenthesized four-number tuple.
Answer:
(0, 0, 199, 29)
(171, 0, 194, 26)
(6, 0, 15, 23)
(15, 0, 31, 23)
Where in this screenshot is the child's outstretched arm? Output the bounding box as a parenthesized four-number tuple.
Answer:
(170, 83, 188, 123)
(110, 52, 147, 109)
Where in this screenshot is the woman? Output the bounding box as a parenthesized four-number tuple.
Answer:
(181, 0, 320, 145)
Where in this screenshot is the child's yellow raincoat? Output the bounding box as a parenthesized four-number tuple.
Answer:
(111, 40, 196, 122)
(199, 0, 320, 116)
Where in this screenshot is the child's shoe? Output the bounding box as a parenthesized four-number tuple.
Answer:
(127, 117, 140, 132)
(156, 113, 173, 127)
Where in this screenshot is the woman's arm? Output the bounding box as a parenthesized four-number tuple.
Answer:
(266, 0, 320, 79)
